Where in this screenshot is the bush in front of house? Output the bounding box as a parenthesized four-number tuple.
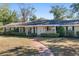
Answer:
(3, 31, 26, 37)
(2, 30, 37, 37)
(40, 33, 59, 37)
(0, 28, 4, 32)
(12, 32, 26, 37)
(56, 26, 65, 37)
(27, 33, 37, 37)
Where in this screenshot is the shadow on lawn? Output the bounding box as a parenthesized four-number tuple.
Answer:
(48, 45, 79, 56)
(0, 46, 39, 56)
(31, 37, 79, 56)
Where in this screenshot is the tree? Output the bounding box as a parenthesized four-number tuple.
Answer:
(30, 15, 37, 21)
(19, 4, 36, 22)
(0, 4, 18, 25)
(71, 3, 79, 19)
(50, 5, 73, 20)
(71, 3, 79, 13)
(49, 5, 73, 36)
(8, 10, 18, 22)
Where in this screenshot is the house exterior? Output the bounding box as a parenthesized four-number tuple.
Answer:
(2, 19, 79, 37)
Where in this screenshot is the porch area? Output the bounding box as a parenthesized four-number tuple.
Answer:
(2, 25, 79, 37)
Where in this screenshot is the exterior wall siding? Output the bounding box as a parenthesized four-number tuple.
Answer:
(19, 27, 24, 32)
(64, 26, 79, 37)
(45, 26, 56, 33)
(25, 27, 29, 35)
(19, 26, 79, 37)
(74, 26, 79, 36)
(37, 27, 46, 35)
(36, 26, 56, 35)
(4, 25, 79, 37)
(5, 27, 10, 32)
(68, 26, 73, 31)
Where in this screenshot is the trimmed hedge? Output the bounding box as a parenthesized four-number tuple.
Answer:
(27, 33, 37, 37)
(1, 31, 37, 37)
(40, 33, 59, 37)
(3, 32, 26, 37)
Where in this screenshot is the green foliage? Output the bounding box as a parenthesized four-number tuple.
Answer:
(8, 11, 18, 22)
(0, 27, 3, 32)
(50, 5, 74, 37)
(40, 33, 59, 37)
(3, 31, 26, 37)
(30, 15, 37, 21)
(2, 30, 37, 37)
(71, 3, 79, 19)
(50, 5, 73, 20)
(0, 4, 18, 25)
(71, 3, 79, 13)
(27, 33, 37, 37)
(56, 26, 65, 37)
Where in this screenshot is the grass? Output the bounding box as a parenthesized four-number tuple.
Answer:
(0, 36, 33, 52)
(40, 38, 79, 56)
(0, 36, 79, 56)
(0, 36, 39, 56)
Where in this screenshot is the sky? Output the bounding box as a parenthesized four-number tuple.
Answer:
(8, 3, 72, 19)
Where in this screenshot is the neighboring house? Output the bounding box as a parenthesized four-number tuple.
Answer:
(2, 19, 79, 37)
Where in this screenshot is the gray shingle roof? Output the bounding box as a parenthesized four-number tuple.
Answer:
(20, 19, 79, 26)
(3, 19, 79, 27)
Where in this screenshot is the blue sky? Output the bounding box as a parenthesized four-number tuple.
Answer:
(8, 3, 72, 19)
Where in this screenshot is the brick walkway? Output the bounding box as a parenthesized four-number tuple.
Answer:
(31, 39, 54, 56)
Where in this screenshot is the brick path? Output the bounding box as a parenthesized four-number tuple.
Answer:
(31, 39, 54, 56)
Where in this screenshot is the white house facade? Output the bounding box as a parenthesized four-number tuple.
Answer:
(2, 20, 79, 37)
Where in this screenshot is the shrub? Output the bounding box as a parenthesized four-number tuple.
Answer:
(27, 33, 37, 37)
(3, 31, 37, 37)
(13, 32, 26, 36)
(56, 26, 65, 37)
(3, 31, 26, 37)
(40, 33, 59, 37)
(0, 28, 4, 32)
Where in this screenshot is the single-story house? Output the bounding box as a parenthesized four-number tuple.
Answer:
(2, 19, 79, 37)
